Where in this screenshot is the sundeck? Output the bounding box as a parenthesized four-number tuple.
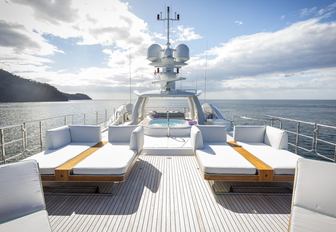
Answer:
(1, 6, 336, 232)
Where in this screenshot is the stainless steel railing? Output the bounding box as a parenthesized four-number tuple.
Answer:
(0, 109, 114, 164)
(1, 109, 335, 163)
(235, 115, 336, 162)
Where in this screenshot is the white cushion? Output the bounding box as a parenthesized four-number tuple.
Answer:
(69, 125, 101, 143)
(169, 127, 191, 137)
(290, 206, 336, 232)
(197, 125, 227, 143)
(73, 143, 137, 175)
(46, 125, 71, 150)
(0, 160, 51, 232)
(130, 126, 144, 152)
(264, 126, 288, 149)
(190, 126, 203, 150)
(233, 125, 265, 143)
(108, 125, 137, 143)
(0, 210, 51, 232)
(239, 142, 300, 175)
(292, 159, 336, 219)
(25, 143, 94, 175)
(144, 127, 167, 137)
(196, 144, 256, 175)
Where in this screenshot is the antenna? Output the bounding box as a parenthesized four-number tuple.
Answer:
(157, 6, 180, 46)
(204, 45, 208, 101)
(129, 52, 132, 103)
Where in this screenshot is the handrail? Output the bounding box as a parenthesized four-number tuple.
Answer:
(0, 114, 76, 130)
(266, 115, 336, 129)
(236, 115, 336, 162)
(0, 109, 113, 164)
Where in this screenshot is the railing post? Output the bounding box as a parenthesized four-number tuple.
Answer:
(270, 118, 274, 127)
(167, 111, 170, 137)
(0, 129, 6, 163)
(105, 109, 108, 127)
(295, 122, 300, 154)
(83, 114, 86, 125)
(279, 120, 282, 129)
(64, 116, 67, 125)
(312, 123, 318, 154)
(96, 111, 99, 125)
(21, 123, 27, 155)
(39, 121, 43, 151)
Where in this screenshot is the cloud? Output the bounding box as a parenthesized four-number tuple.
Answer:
(174, 25, 202, 43)
(220, 68, 336, 90)
(300, 2, 336, 18)
(11, 0, 78, 24)
(0, 0, 154, 92)
(0, 20, 39, 49)
(0, 0, 335, 99)
(234, 20, 243, 25)
(187, 19, 336, 80)
(300, 6, 318, 17)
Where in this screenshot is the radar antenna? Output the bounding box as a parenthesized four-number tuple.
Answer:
(157, 6, 180, 47)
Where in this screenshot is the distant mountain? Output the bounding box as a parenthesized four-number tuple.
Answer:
(0, 69, 91, 102)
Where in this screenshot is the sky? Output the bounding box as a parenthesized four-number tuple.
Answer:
(0, 0, 336, 100)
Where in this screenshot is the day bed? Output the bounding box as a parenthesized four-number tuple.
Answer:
(192, 125, 300, 182)
(191, 125, 257, 180)
(71, 125, 144, 182)
(25, 125, 102, 181)
(233, 125, 301, 181)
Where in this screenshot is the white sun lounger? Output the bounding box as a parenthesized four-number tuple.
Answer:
(289, 158, 336, 232)
(25, 125, 101, 180)
(192, 125, 297, 182)
(71, 125, 144, 181)
(0, 160, 51, 232)
(233, 125, 301, 179)
(191, 125, 257, 180)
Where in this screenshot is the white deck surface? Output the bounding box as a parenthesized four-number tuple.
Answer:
(45, 154, 291, 232)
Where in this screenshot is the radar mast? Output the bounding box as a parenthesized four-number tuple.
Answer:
(147, 6, 190, 92)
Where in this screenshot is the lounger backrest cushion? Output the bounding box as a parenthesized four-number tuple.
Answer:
(109, 125, 138, 143)
(197, 125, 227, 143)
(0, 160, 50, 229)
(190, 126, 203, 150)
(69, 125, 101, 143)
(46, 125, 71, 149)
(130, 126, 144, 153)
(290, 158, 336, 232)
(264, 126, 288, 150)
(233, 125, 265, 143)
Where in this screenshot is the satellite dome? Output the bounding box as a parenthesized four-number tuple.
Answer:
(175, 44, 189, 62)
(147, 44, 162, 62)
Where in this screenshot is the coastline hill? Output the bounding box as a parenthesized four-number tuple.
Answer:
(0, 69, 91, 102)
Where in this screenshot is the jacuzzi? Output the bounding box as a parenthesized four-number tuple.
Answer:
(144, 118, 195, 137)
(148, 118, 188, 127)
